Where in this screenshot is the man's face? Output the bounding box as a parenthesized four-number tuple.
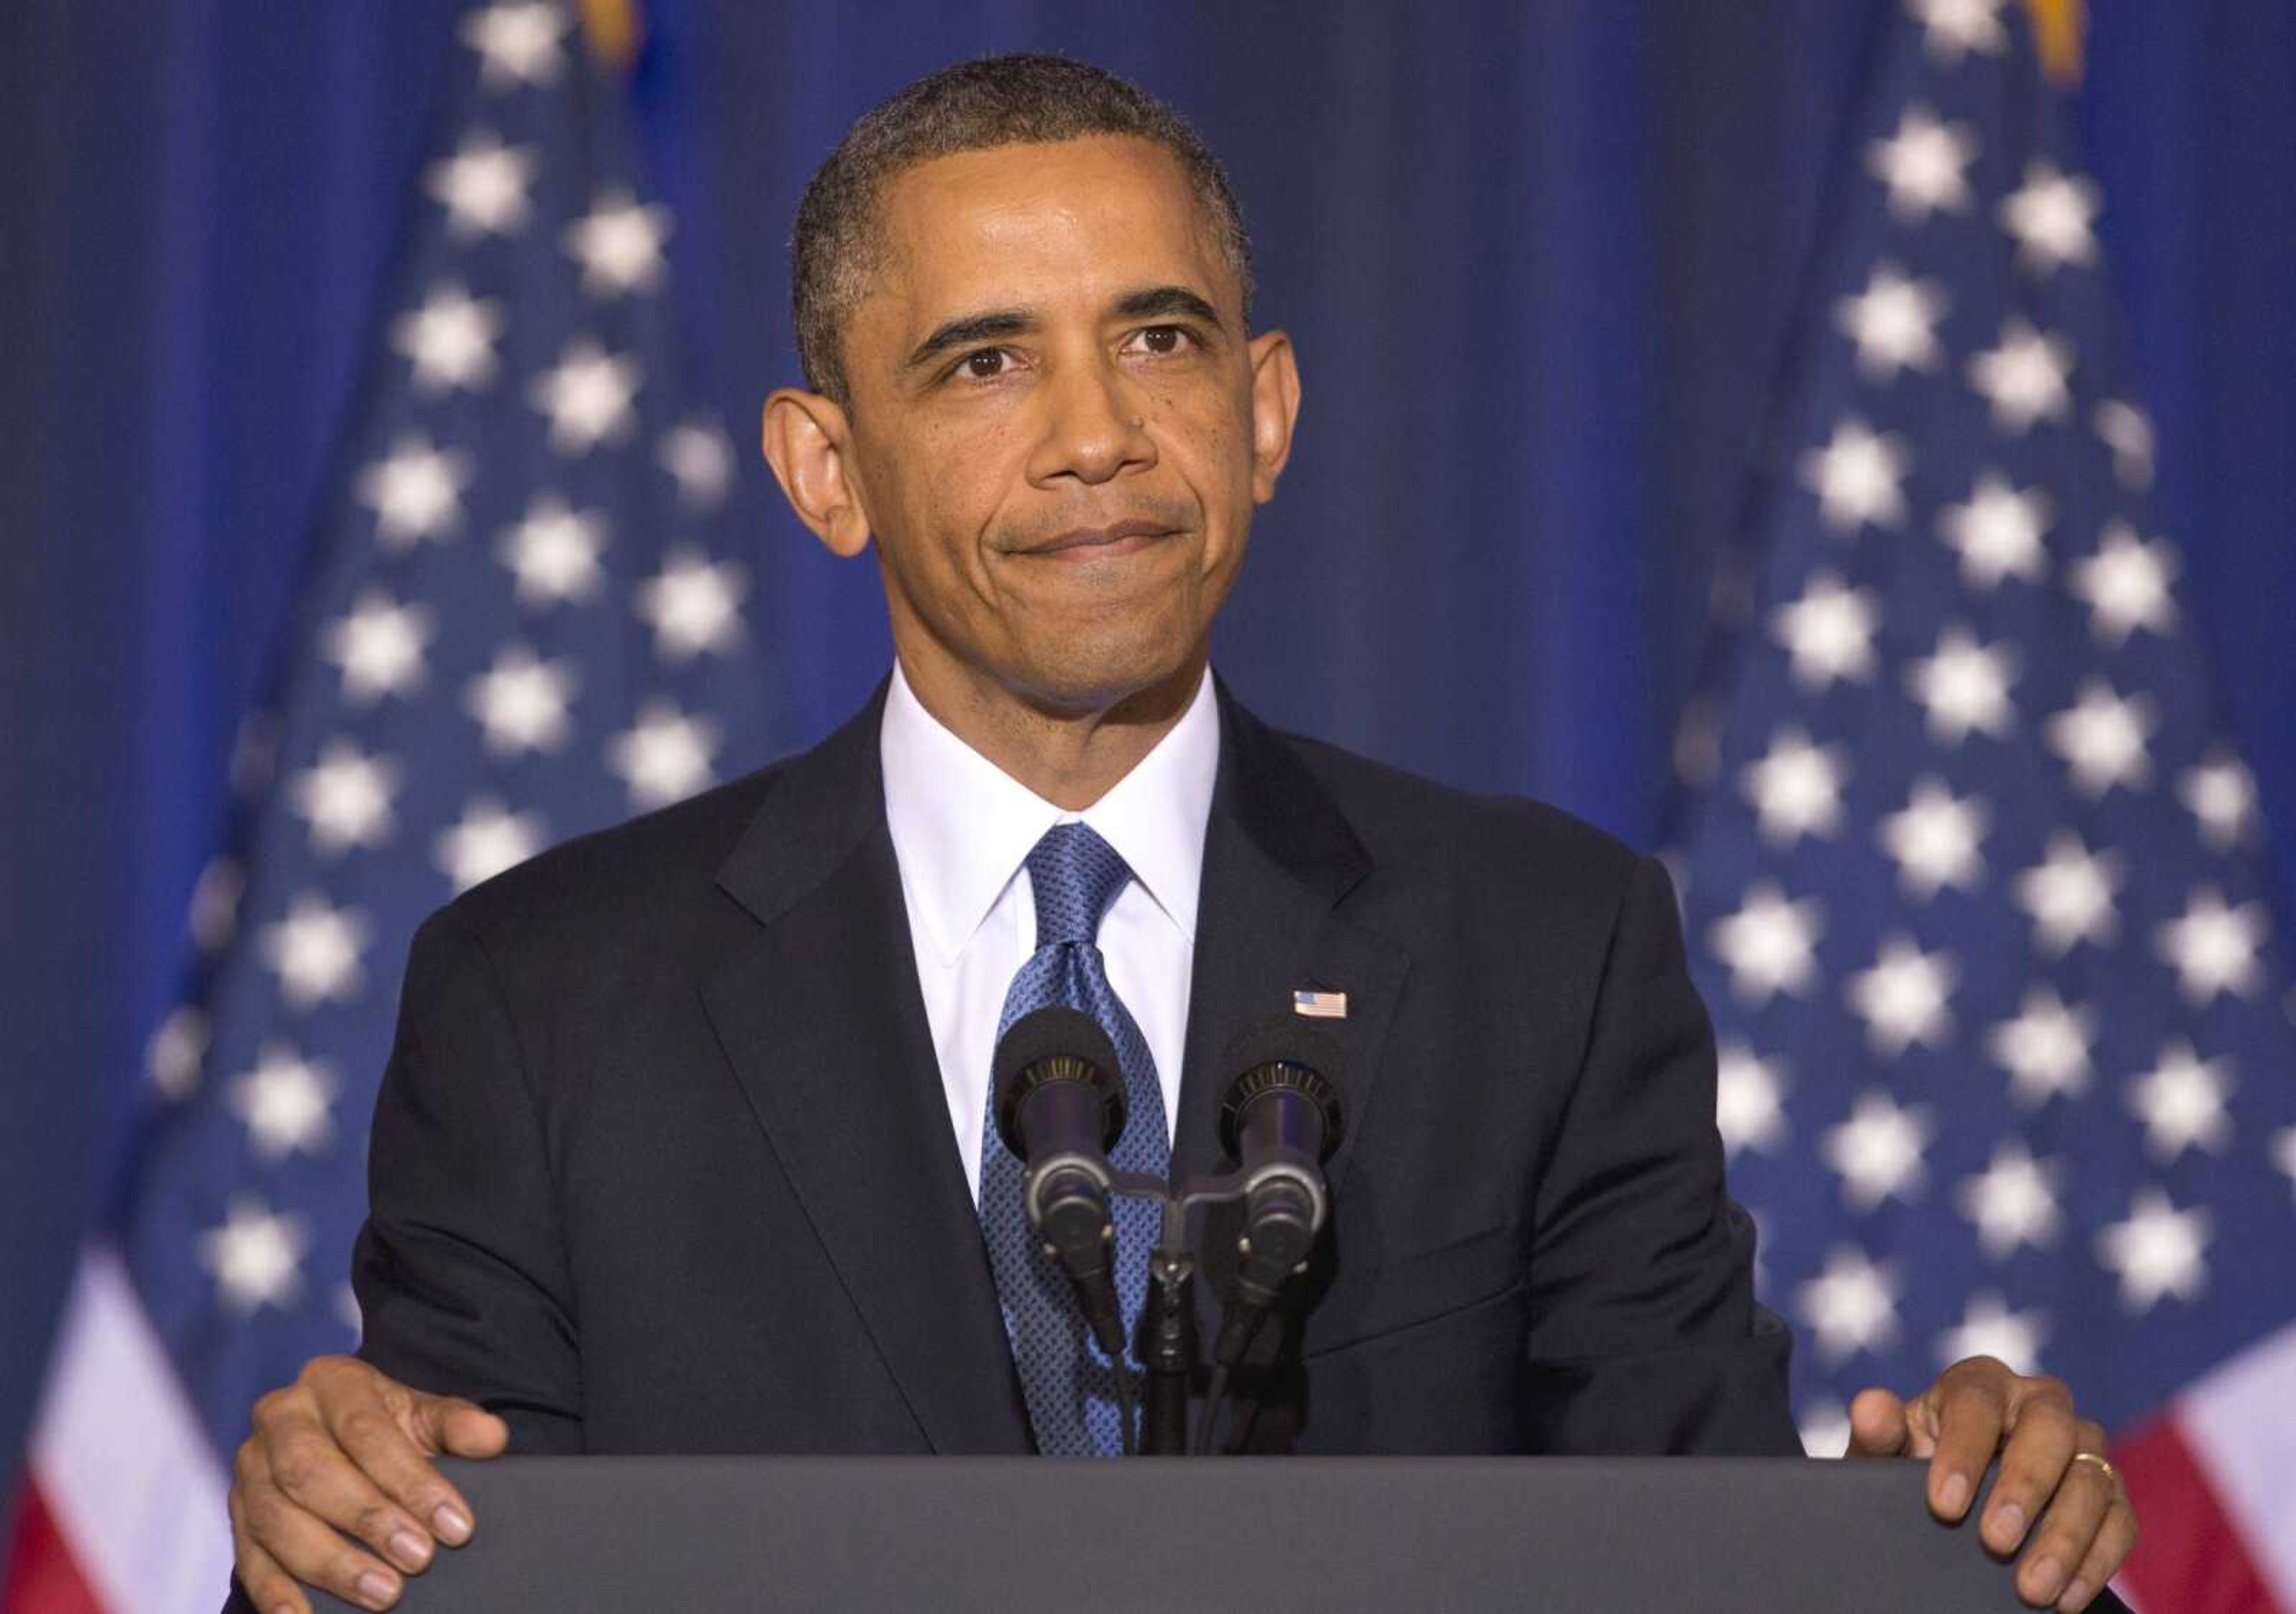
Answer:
(812, 134, 1297, 718)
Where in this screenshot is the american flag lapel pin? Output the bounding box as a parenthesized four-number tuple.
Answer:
(1293, 988, 1348, 1020)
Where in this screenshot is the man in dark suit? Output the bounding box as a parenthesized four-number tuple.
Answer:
(227, 54, 2136, 1614)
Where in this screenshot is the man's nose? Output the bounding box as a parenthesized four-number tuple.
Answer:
(1027, 356, 1153, 486)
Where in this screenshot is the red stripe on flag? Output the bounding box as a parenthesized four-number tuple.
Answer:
(1, 1479, 105, 1614)
(2115, 1414, 2285, 1614)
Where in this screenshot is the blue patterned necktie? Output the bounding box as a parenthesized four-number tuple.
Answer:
(979, 821, 1172, 1456)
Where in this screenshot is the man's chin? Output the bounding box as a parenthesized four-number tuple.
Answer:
(1004, 642, 1207, 723)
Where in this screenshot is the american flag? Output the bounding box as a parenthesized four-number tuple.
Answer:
(4, 4, 775, 1607)
(1672, 2, 2296, 1607)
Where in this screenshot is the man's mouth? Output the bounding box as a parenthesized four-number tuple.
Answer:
(1021, 519, 1180, 558)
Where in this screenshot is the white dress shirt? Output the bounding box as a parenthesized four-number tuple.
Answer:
(879, 660, 1220, 1202)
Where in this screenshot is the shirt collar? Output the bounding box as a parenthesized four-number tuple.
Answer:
(879, 661, 1219, 967)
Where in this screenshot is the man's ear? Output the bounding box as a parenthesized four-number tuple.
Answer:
(761, 387, 874, 558)
(1245, 329, 1302, 504)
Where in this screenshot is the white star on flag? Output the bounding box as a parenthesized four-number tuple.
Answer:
(1715, 1042, 1790, 1158)
(356, 433, 473, 549)
(2127, 1040, 2235, 1161)
(2155, 887, 2268, 1004)
(2096, 1189, 2211, 1313)
(1877, 776, 1989, 900)
(465, 644, 580, 756)
(1835, 261, 1949, 381)
(2274, 1127, 2296, 1201)
(1968, 317, 2074, 434)
(2045, 679, 2155, 798)
(1802, 417, 1912, 533)
(1845, 934, 1958, 1055)
(1955, 1141, 2064, 1259)
(1903, 624, 2018, 745)
(227, 1043, 339, 1160)
(1985, 985, 2096, 1108)
(1770, 568, 1882, 689)
(435, 796, 550, 894)
(460, 1, 568, 87)
(2068, 522, 2180, 644)
(1741, 726, 1851, 847)
(2093, 399, 2155, 490)
(426, 132, 538, 239)
(146, 1006, 209, 1101)
(197, 1197, 312, 1315)
(635, 548, 749, 661)
(607, 700, 720, 809)
(1868, 105, 1977, 221)
(498, 493, 609, 607)
(1936, 472, 2051, 589)
(1910, 0, 2008, 61)
(320, 590, 433, 705)
(258, 891, 368, 1008)
(1934, 1292, 2047, 1375)
(660, 419, 735, 511)
(2180, 753, 2260, 850)
(2011, 830, 2121, 958)
(1998, 159, 2100, 276)
(530, 338, 642, 453)
(1709, 880, 1826, 1005)
(286, 738, 402, 857)
(1820, 1090, 1935, 1210)
(189, 855, 245, 955)
(564, 189, 671, 296)
(391, 283, 505, 394)
(1798, 1246, 1903, 1363)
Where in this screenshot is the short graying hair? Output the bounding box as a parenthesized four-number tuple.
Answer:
(790, 53, 1256, 406)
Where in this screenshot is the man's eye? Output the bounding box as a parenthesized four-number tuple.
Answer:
(1132, 326, 1192, 356)
(962, 349, 1008, 380)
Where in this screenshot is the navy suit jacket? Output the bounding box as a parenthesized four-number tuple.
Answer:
(343, 681, 1801, 1458)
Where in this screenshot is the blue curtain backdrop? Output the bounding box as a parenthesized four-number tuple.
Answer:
(4, 1, 2291, 1490)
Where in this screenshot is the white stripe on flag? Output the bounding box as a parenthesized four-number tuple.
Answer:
(2176, 1320, 2296, 1605)
(31, 1244, 234, 1614)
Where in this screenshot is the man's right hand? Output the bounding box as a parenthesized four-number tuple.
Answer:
(230, 1355, 508, 1613)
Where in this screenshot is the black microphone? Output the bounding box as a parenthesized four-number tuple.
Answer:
(1210, 1019, 1345, 1368)
(992, 1005, 1129, 1358)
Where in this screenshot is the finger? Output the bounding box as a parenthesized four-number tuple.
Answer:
(260, 1407, 439, 1574)
(241, 1469, 405, 1612)
(2012, 1448, 2117, 1607)
(1845, 1387, 1910, 1458)
(1928, 1359, 2013, 1524)
(419, 1392, 510, 1462)
(231, 1484, 310, 1614)
(2055, 1495, 2139, 1613)
(1981, 1387, 2080, 1557)
(314, 1374, 477, 1547)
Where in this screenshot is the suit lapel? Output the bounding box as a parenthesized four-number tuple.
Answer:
(1174, 687, 1411, 1196)
(701, 690, 1030, 1454)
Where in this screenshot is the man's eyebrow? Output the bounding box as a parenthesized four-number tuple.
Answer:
(903, 309, 1035, 372)
(1113, 285, 1225, 329)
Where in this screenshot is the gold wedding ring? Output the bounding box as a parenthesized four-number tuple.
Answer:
(2069, 1450, 2120, 1488)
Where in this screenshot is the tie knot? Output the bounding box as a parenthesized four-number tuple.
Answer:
(1025, 821, 1132, 947)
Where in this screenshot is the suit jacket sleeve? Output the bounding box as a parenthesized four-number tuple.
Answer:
(1518, 852, 1802, 1455)
(349, 903, 585, 1454)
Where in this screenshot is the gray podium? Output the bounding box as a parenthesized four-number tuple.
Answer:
(304, 1455, 2126, 1612)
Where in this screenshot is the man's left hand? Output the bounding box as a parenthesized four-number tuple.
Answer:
(1849, 1356, 2138, 1610)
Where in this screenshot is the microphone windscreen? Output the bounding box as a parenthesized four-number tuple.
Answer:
(1216, 1015, 1346, 1163)
(991, 1006, 1126, 1158)
(993, 1005, 1121, 1095)
(1219, 1015, 1344, 1089)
